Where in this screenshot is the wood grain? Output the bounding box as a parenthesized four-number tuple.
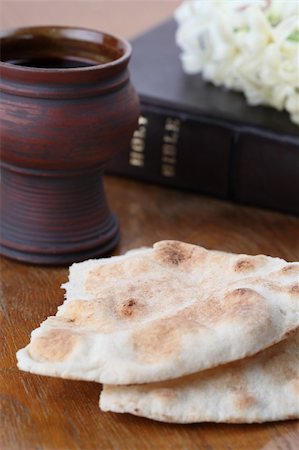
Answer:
(1, 175, 299, 450)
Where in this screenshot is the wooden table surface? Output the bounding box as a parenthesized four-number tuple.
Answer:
(1, 175, 299, 450)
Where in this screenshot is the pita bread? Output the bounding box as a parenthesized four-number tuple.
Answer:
(100, 330, 299, 423)
(17, 241, 299, 384)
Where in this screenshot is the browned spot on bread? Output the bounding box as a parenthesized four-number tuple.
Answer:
(28, 329, 77, 362)
(155, 388, 177, 402)
(86, 263, 125, 294)
(154, 241, 202, 267)
(278, 264, 299, 276)
(60, 299, 116, 333)
(264, 356, 297, 384)
(63, 300, 88, 322)
(123, 257, 157, 278)
(259, 339, 298, 384)
(225, 288, 262, 305)
(233, 254, 271, 274)
(284, 413, 299, 420)
(224, 288, 268, 320)
(289, 283, 299, 296)
(293, 379, 299, 395)
(234, 258, 256, 272)
(221, 288, 273, 335)
(118, 298, 139, 318)
(155, 241, 191, 265)
(281, 327, 298, 341)
(132, 319, 182, 364)
(61, 295, 149, 332)
(236, 277, 299, 296)
(234, 393, 257, 410)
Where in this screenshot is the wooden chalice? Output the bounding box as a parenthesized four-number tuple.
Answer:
(0, 26, 139, 264)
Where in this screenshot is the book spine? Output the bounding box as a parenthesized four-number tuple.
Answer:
(106, 102, 299, 216)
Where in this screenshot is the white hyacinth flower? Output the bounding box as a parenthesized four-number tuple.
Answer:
(175, 0, 299, 125)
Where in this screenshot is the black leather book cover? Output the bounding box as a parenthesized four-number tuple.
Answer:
(108, 19, 299, 215)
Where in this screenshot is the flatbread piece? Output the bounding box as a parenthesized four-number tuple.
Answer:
(17, 241, 299, 384)
(100, 331, 299, 423)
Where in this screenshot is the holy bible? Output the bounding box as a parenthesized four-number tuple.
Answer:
(107, 19, 299, 216)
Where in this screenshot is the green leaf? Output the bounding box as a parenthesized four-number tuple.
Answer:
(233, 26, 250, 33)
(267, 12, 281, 26)
(287, 30, 299, 42)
